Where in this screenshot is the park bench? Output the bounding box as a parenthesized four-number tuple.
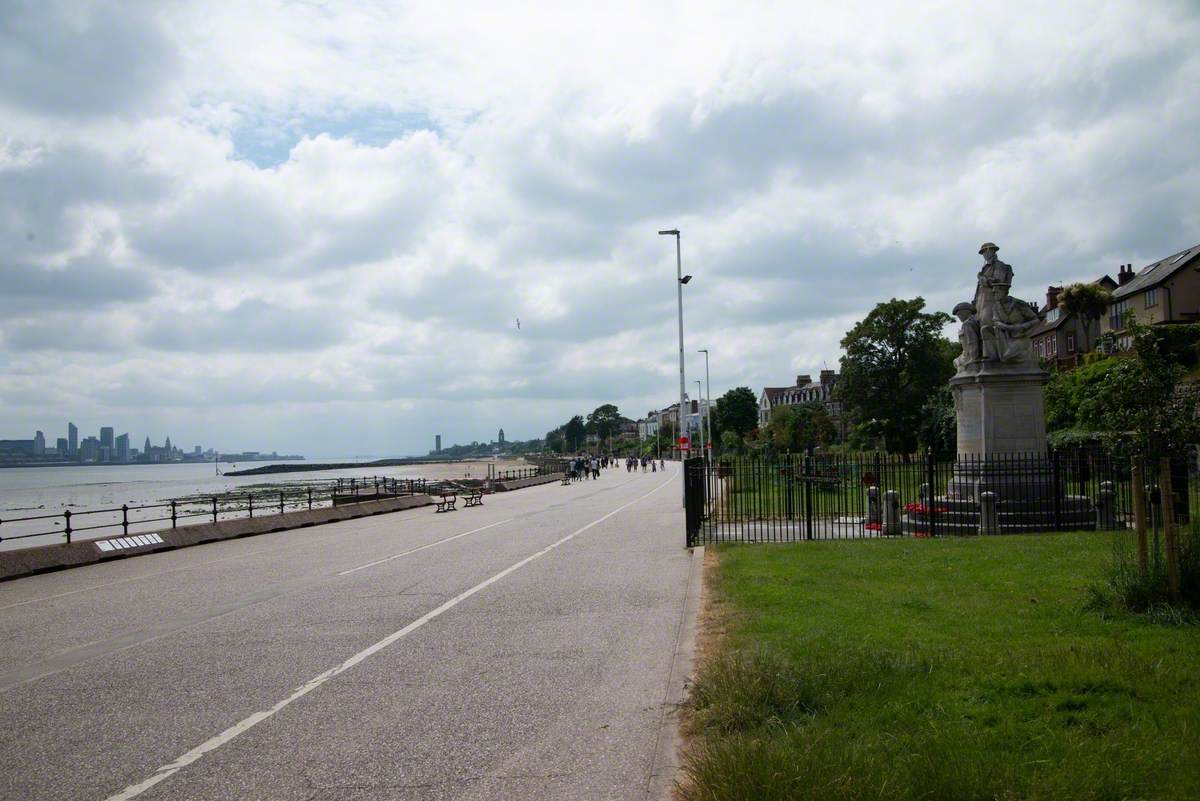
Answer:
(435, 493, 457, 513)
(463, 490, 484, 507)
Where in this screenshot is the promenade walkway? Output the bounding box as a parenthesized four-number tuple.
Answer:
(0, 466, 696, 801)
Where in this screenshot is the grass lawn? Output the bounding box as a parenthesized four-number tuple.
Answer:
(682, 532, 1200, 801)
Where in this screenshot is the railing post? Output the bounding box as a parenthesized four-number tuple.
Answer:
(248, 493, 254, 518)
(1131, 462, 1148, 578)
(63, 509, 72, 544)
(925, 451, 937, 538)
(979, 491, 998, 535)
(171, 500, 177, 529)
(308, 487, 313, 510)
(803, 454, 814, 540)
(280, 491, 285, 515)
(212, 496, 218, 523)
(1159, 457, 1181, 603)
(1051, 450, 1062, 531)
(121, 504, 129, 536)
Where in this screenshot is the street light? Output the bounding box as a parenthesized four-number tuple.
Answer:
(695, 380, 705, 466)
(698, 348, 712, 461)
(659, 228, 687, 503)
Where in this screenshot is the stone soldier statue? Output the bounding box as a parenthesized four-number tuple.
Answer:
(953, 301, 981, 371)
(973, 243, 1015, 361)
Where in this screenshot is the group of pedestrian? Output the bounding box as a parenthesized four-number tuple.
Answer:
(624, 456, 666, 473)
(567, 455, 602, 481)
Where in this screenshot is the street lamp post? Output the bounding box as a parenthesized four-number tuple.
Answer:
(695, 380, 705, 466)
(659, 228, 688, 504)
(698, 348, 712, 462)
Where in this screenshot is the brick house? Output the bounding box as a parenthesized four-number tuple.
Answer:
(1028, 275, 1118, 369)
(758, 370, 840, 427)
(1102, 243, 1200, 350)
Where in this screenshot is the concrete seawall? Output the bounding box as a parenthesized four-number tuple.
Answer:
(0, 494, 432, 582)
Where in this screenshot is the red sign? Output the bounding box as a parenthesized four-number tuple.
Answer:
(677, 436, 689, 446)
(706, 441, 713, 449)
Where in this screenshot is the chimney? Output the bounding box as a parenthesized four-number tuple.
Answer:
(1118, 264, 1136, 286)
(820, 369, 836, 385)
(795, 374, 811, 387)
(1046, 285, 1062, 310)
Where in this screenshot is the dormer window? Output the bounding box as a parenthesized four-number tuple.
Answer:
(1046, 308, 1060, 322)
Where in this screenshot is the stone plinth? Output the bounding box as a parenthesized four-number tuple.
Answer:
(951, 363, 1049, 458)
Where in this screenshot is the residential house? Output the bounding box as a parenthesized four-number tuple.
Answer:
(1102, 243, 1200, 350)
(758, 370, 841, 427)
(1028, 275, 1118, 369)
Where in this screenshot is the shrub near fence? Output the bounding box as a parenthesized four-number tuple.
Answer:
(684, 450, 1198, 546)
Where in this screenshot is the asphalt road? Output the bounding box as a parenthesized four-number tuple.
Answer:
(0, 465, 698, 801)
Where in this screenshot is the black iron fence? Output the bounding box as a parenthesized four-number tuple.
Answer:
(684, 450, 1198, 547)
(493, 464, 563, 481)
(1, 475, 429, 548)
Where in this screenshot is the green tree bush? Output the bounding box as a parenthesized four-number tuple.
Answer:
(838, 297, 956, 453)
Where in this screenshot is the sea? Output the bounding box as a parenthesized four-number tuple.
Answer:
(0, 458, 510, 551)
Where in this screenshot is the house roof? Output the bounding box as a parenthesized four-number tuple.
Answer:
(1114, 243, 1200, 299)
(760, 387, 789, 403)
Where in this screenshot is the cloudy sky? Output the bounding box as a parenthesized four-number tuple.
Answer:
(2, 0, 1197, 457)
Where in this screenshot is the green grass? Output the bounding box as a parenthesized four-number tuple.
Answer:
(683, 533, 1200, 801)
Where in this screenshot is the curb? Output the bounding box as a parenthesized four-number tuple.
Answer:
(646, 544, 705, 800)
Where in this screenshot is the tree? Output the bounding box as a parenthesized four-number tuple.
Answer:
(711, 387, 759, 442)
(838, 297, 956, 453)
(1092, 319, 1200, 456)
(585, 404, 622, 440)
(763, 403, 836, 453)
(916, 386, 956, 455)
(1057, 282, 1113, 332)
(563, 415, 586, 452)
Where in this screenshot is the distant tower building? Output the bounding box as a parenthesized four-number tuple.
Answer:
(435, 434, 442, 453)
(68, 422, 78, 456)
(144, 436, 152, 454)
(33, 430, 45, 456)
(116, 433, 130, 463)
(100, 427, 114, 451)
(498, 428, 505, 445)
(56, 437, 68, 456)
(80, 436, 100, 462)
(165, 436, 172, 455)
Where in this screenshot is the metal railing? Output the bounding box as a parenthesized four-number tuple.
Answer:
(684, 449, 1198, 546)
(0, 475, 429, 548)
(493, 464, 562, 481)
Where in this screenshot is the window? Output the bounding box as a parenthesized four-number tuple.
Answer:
(1066, 333, 1075, 352)
(1046, 308, 1060, 322)
(1144, 289, 1157, 308)
(1109, 299, 1130, 330)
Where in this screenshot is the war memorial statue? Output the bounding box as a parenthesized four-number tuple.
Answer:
(907, 243, 1096, 532)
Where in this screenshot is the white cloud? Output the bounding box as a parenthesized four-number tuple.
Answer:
(1, 0, 1198, 455)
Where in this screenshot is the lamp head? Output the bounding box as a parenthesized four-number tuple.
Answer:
(680, 274, 692, 284)
(658, 229, 680, 236)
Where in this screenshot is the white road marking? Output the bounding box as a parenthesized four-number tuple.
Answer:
(102, 474, 675, 801)
(337, 518, 515, 575)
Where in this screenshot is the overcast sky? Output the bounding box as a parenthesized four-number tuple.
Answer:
(2, 0, 1197, 457)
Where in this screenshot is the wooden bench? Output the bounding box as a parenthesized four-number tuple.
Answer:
(463, 490, 483, 507)
(435, 493, 457, 513)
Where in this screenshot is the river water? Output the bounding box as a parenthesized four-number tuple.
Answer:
(0, 458, 519, 551)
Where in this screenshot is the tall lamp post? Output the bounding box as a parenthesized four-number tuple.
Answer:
(694, 380, 705, 466)
(698, 348, 712, 462)
(659, 228, 689, 504)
